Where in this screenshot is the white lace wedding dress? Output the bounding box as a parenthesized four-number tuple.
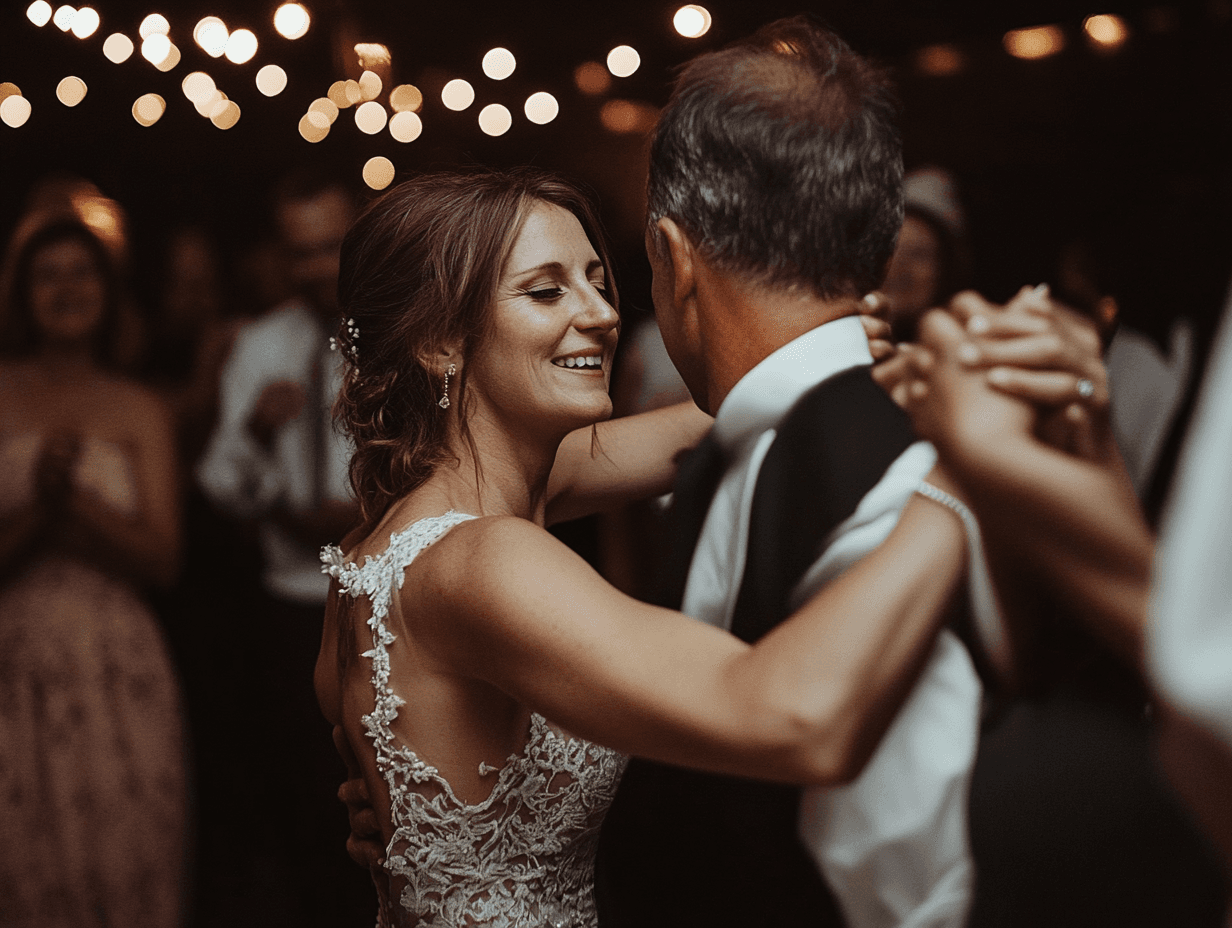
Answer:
(322, 512, 627, 928)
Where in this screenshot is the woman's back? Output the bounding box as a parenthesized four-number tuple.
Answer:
(319, 511, 627, 927)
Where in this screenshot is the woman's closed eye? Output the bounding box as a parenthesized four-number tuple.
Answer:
(524, 286, 565, 302)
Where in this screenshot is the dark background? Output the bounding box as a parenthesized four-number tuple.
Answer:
(3, 0, 1231, 339)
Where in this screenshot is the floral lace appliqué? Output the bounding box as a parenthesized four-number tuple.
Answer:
(322, 512, 627, 928)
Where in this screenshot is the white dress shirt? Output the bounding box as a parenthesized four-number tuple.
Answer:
(1149, 289, 1232, 750)
(196, 301, 354, 604)
(682, 316, 985, 928)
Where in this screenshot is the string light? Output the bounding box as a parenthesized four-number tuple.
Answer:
(916, 43, 965, 76)
(1, 94, 32, 129)
(0, 83, 22, 103)
(53, 6, 76, 32)
(273, 3, 310, 40)
(102, 33, 133, 63)
(600, 98, 656, 133)
(70, 6, 99, 38)
(56, 76, 87, 106)
(142, 33, 172, 67)
(482, 48, 516, 80)
(308, 97, 339, 123)
(225, 29, 258, 64)
(478, 103, 512, 136)
(606, 45, 641, 78)
(389, 110, 422, 142)
(354, 100, 387, 134)
(1084, 14, 1129, 49)
(673, 5, 711, 38)
(524, 91, 558, 125)
(441, 79, 474, 111)
(298, 110, 329, 142)
(26, 2, 52, 27)
(389, 84, 423, 113)
(344, 80, 361, 105)
(363, 156, 395, 190)
(327, 81, 352, 109)
(131, 92, 165, 126)
(210, 100, 240, 129)
(155, 42, 181, 72)
(358, 69, 383, 101)
(256, 64, 287, 96)
(138, 13, 169, 38)
(182, 71, 216, 103)
(1003, 25, 1065, 60)
(194, 17, 228, 57)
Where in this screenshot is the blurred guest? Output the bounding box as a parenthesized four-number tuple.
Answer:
(878, 289, 1227, 927)
(0, 211, 188, 927)
(881, 166, 972, 342)
(194, 170, 368, 925)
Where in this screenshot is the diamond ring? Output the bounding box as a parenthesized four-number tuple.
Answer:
(1075, 377, 1095, 400)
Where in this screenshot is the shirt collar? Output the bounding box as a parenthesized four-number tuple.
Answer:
(711, 314, 872, 453)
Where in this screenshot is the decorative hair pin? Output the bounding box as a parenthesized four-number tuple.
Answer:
(330, 317, 360, 364)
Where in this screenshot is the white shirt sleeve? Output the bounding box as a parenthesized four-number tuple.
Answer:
(792, 441, 984, 928)
(1149, 293, 1232, 749)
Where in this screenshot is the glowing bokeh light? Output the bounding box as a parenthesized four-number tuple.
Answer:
(344, 80, 362, 105)
(673, 5, 711, 38)
(389, 110, 422, 142)
(574, 62, 611, 95)
(70, 5, 98, 37)
(308, 97, 339, 123)
(607, 45, 640, 77)
(358, 69, 382, 101)
(1003, 25, 1065, 60)
(273, 3, 310, 40)
(354, 100, 387, 134)
(1, 94, 32, 128)
(155, 42, 181, 72)
(1084, 13, 1129, 48)
(193, 88, 222, 116)
(132, 92, 165, 126)
(441, 79, 475, 111)
(142, 33, 172, 66)
(256, 64, 287, 96)
(478, 103, 512, 136)
(916, 43, 965, 76)
(600, 98, 657, 134)
(195, 17, 228, 57)
(138, 13, 169, 38)
(0, 83, 21, 103)
(225, 29, 258, 64)
(56, 76, 87, 106)
(355, 43, 391, 69)
(181, 71, 215, 103)
(482, 47, 516, 80)
(524, 91, 558, 125)
(207, 94, 229, 119)
(389, 84, 423, 113)
(327, 81, 351, 108)
(27, 2, 52, 27)
(363, 156, 395, 190)
(210, 100, 240, 129)
(53, 5, 75, 32)
(102, 33, 134, 63)
(298, 111, 329, 142)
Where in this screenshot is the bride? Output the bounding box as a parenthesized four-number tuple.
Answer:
(314, 167, 971, 926)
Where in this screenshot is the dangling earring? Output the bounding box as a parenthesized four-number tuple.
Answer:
(438, 363, 456, 409)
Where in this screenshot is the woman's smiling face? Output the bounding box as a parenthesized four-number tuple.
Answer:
(463, 200, 619, 438)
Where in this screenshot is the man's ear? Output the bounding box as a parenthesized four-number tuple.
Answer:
(656, 217, 698, 309)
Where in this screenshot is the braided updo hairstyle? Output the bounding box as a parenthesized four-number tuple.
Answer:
(333, 167, 618, 526)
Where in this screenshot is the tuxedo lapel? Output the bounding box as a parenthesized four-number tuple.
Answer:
(655, 433, 726, 609)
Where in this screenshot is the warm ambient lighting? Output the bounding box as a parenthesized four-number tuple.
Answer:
(132, 92, 165, 126)
(27, 2, 52, 27)
(574, 61, 611, 95)
(308, 97, 338, 123)
(600, 98, 657, 134)
(53, 5, 75, 31)
(1, 94, 33, 129)
(298, 111, 329, 142)
(181, 71, 215, 103)
(1003, 25, 1065, 60)
(478, 102, 512, 136)
(256, 64, 287, 96)
(102, 33, 134, 63)
(273, 3, 310, 40)
(673, 5, 712, 38)
(210, 100, 240, 129)
(1084, 13, 1129, 49)
(56, 76, 87, 106)
(363, 156, 396, 190)
(155, 42, 181, 72)
(482, 47, 516, 80)
(70, 6, 99, 37)
(138, 13, 169, 38)
(389, 110, 422, 142)
(916, 43, 965, 76)
(441, 79, 475, 111)
(142, 33, 172, 66)
(225, 29, 258, 64)
(524, 92, 559, 125)
(606, 45, 641, 77)
(354, 100, 387, 134)
(195, 17, 228, 57)
(389, 84, 423, 113)
(358, 69, 382, 101)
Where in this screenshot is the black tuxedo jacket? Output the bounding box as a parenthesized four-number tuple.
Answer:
(594, 365, 918, 928)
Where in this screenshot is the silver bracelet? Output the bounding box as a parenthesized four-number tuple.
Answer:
(914, 481, 1007, 666)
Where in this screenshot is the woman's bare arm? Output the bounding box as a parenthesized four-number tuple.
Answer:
(412, 489, 965, 787)
(545, 401, 711, 525)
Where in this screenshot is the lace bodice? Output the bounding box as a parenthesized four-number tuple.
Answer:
(322, 512, 627, 928)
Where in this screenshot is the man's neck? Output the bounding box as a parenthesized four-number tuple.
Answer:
(699, 273, 861, 414)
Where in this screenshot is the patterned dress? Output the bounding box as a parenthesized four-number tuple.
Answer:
(322, 512, 627, 927)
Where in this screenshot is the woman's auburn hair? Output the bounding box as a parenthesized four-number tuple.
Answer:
(333, 167, 618, 527)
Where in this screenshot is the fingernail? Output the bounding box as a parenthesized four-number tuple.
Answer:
(987, 367, 1010, 385)
(966, 315, 991, 335)
(958, 343, 980, 365)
